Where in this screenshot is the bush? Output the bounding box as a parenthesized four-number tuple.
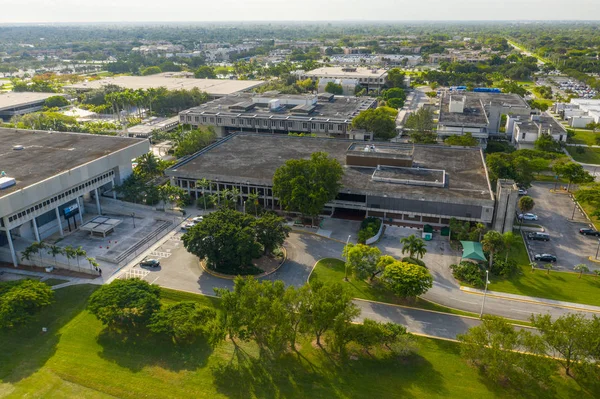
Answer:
(358, 217, 382, 244)
(402, 257, 427, 268)
(147, 301, 216, 344)
(491, 258, 518, 277)
(0, 279, 54, 328)
(450, 261, 485, 288)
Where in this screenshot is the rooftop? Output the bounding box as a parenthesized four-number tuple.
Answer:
(64, 75, 264, 96)
(438, 92, 530, 127)
(0, 92, 60, 111)
(303, 67, 388, 79)
(167, 133, 493, 203)
(516, 114, 566, 134)
(180, 93, 376, 122)
(0, 128, 144, 197)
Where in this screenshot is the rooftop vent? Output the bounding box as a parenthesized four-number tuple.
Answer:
(0, 176, 16, 190)
(13, 145, 24, 150)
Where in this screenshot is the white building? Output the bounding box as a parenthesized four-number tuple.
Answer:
(555, 99, 600, 127)
(299, 67, 388, 94)
(508, 113, 567, 148)
(0, 129, 149, 266)
(317, 78, 359, 96)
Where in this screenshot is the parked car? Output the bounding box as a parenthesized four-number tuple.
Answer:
(528, 232, 550, 241)
(518, 188, 528, 196)
(191, 216, 204, 223)
(140, 259, 160, 268)
(534, 254, 557, 263)
(181, 221, 197, 230)
(579, 228, 600, 236)
(518, 213, 538, 221)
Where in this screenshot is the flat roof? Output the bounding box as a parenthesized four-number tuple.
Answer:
(0, 128, 144, 198)
(439, 93, 488, 126)
(180, 93, 376, 121)
(64, 76, 265, 96)
(472, 92, 529, 108)
(0, 92, 60, 111)
(517, 114, 566, 134)
(303, 67, 388, 79)
(167, 133, 493, 203)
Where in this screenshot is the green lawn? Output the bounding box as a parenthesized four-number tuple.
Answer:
(43, 278, 69, 286)
(568, 129, 600, 146)
(0, 284, 595, 399)
(566, 146, 600, 165)
(489, 233, 600, 307)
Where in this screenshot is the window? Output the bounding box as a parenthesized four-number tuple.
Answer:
(288, 121, 293, 128)
(337, 124, 342, 131)
(329, 124, 334, 130)
(186, 116, 191, 122)
(217, 118, 222, 124)
(312, 123, 316, 129)
(522, 132, 526, 140)
(209, 117, 214, 123)
(240, 119, 244, 125)
(194, 116, 199, 122)
(320, 123, 325, 130)
(302, 122, 308, 129)
(280, 121, 285, 128)
(202, 116, 207, 123)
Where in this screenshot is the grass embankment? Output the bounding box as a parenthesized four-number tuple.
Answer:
(1, 285, 596, 399)
(489, 233, 600, 307)
(566, 146, 600, 165)
(568, 129, 600, 146)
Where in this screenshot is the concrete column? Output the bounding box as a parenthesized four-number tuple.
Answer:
(76, 197, 84, 224)
(55, 207, 64, 237)
(94, 188, 102, 215)
(32, 218, 40, 242)
(6, 228, 18, 267)
(111, 179, 117, 200)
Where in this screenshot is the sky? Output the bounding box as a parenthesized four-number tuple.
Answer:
(2, 0, 600, 23)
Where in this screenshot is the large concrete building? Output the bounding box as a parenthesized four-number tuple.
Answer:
(64, 73, 265, 99)
(508, 113, 567, 148)
(0, 129, 149, 266)
(555, 99, 600, 128)
(437, 92, 531, 143)
(0, 92, 64, 121)
(298, 67, 388, 94)
(165, 133, 496, 228)
(178, 92, 377, 139)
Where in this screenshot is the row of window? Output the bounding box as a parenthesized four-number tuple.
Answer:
(7, 171, 114, 224)
(183, 114, 345, 132)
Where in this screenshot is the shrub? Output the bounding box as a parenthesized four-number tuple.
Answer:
(491, 258, 518, 277)
(450, 261, 485, 288)
(358, 217, 382, 244)
(402, 257, 427, 268)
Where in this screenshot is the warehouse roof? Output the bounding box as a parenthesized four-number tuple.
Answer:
(0, 92, 61, 111)
(166, 133, 493, 203)
(0, 128, 144, 197)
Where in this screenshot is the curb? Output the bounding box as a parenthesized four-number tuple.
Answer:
(588, 256, 600, 264)
(459, 286, 600, 313)
(291, 228, 348, 245)
(198, 246, 287, 280)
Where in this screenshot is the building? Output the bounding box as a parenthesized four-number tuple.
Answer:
(509, 113, 567, 148)
(165, 133, 496, 228)
(299, 67, 388, 94)
(555, 99, 600, 127)
(126, 116, 180, 139)
(0, 92, 64, 121)
(0, 129, 149, 266)
(317, 78, 359, 96)
(178, 92, 377, 139)
(437, 92, 531, 143)
(492, 179, 519, 234)
(64, 74, 265, 99)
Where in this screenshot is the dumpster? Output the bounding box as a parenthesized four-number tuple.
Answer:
(422, 232, 433, 241)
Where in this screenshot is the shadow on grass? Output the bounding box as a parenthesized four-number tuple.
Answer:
(212, 343, 447, 399)
(96, 329, 213, 372)
(0, 284, 98, 383)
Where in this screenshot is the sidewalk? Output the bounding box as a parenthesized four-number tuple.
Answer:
(461, 286, 600, 313)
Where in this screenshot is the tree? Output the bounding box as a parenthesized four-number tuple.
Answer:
(534, 134, 561, 152)
(553, 161, 594, 192)
(576, 183, 600, 221)
(574, 263, 590, 278)
(74, 246, 87, 269)
(324, 82, 343, 95)
(182, 208, 260, 271)
(444, 132, 478, 147)
(141, 66, 162, 76)
(518, 195, 535, 229)
(531, 313, 594, 376)
(381, 261, 433, 299)
(195, 66, 216, 79)
(502, 231, 519, 262)
(43, 95, 69, 109)
(528, 100, 549, 112)
(196, 178, 210, 211)
(253, 212, 291, 255)
(48, 245, 64, 268)
(87, 278, 161, 330)
(400, 234, 427, 260)
(135, 153, 162, 179)
(481, 231, 505, 269)
(147, 301, 217, 344)
(386, 68, 406, 88)
(273, 152, 343, 225)
(63, 245, 76, 269)
(458, 315, 554, 387)
(173, 127, 216, 158)
(405, 108, 436, 144)
(342, 243, 382, 281)
(383, 87, 406, 109)
(158, 184, 188, 210)
(351, 107, 397, 140)
(0, 279, 54, 328)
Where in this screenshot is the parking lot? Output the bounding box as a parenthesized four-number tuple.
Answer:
(523, 183, 598, 271)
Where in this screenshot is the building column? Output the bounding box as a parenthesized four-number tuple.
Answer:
(111, 179, 117, 200)
(55, 207, 64, 237)
(6, 228, 18, 267)
(32, 218, 40, 242)
(94, 188, 102, 215)
(76, 197, 84, 224)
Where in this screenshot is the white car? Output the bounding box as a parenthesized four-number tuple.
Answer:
(518, 213, 538, 221)
(191, 216, 204, 223)
(518, 188, 528, 196)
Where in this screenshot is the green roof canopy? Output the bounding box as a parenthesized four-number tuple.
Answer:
(460, 241, 487, 262)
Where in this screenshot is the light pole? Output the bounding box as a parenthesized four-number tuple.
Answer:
(131, 212, 136, 229)
(344, 234, 351, 281)
(595, 239, 600, 260)
(570, 201, 577, 220)
(243, 200, 246, 215)
(479, 270, 490, 318)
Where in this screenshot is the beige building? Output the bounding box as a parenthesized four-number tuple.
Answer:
(299, 67, 388, 94)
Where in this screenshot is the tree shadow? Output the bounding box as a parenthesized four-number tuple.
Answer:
(0, 284, 98, 383)
(96, 328, 213, 372)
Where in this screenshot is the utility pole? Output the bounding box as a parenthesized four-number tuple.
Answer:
(343, 235, 351, 281)
(479, 270, 490, 318)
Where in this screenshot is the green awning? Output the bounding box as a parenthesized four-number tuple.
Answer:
(460, 241, 487, 262)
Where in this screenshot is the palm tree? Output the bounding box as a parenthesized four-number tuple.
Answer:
(31, 241, 47, 267)
(545, 263, 554, 275)
(517, 196, 535, 230)
(86, 256, 99, 271)
(20, 245, 34, 266)
(74, 246, 87, 269)
(48, 245, 64, 268)
(594, 270, 600, 279)
(502, 231, 519, 262)
(574, 264, 590, 279)
(196, 178, 210, 211)
(400, 235, 427, 259)
(248, 191, 260, 217)
(530, 261, 537, 272)
(482, 231, 505, 270)
(63, 245, 76, 268)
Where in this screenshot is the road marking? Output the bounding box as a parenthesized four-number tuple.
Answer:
(453, 298, 478, 305)
(149, 276, 160, 285)
(150, 251, 172, 258)
(511, 309, 541, 315)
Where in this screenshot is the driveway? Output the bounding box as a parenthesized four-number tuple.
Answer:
(524, 183, 598, 272)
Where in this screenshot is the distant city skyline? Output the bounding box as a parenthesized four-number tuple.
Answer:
(2, 0, 600, 23)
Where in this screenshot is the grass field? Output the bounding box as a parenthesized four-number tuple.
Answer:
(1, 284, 596, 399)
(566, 146, 600, 165)
(568, 129, 600, 146)
(488, 233, 600, 306)
(43, 278, 69, 286)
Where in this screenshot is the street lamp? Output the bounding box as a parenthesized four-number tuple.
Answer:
(131, 212, 136, 228)
(595, 239, 600, 260)
(479, 270, 490, 318)
(344, 234, 351, 282)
